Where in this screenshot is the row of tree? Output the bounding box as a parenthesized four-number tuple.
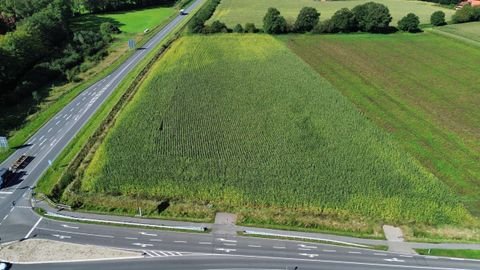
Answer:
(0, 0, 120, 134)
(452, 5, 480, 23)
(71, 0, 175, 14)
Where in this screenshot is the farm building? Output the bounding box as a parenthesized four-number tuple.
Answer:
(457, 0, 480, 9)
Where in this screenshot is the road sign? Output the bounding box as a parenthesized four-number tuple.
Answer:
(128, 39, 136, 50)
(0, 137, 8, 151)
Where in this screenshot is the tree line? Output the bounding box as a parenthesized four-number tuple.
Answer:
(0, 0, 143, 134)
(72, 0, 175, 14)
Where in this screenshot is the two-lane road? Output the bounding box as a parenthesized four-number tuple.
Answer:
(0, 0, 204, 243)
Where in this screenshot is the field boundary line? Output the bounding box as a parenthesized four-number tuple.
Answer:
(428, 28, 480, 48)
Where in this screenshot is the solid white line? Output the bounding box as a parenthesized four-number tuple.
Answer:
(37, 227, 114, 238)
(2, 214, 9, 221)
(400, 255, 413, 258)
(125, 237, 138, 240)
(0, 191, 13, 194)
(207, 253, 470, 270)
(25, 217, 43, 238)
(449, 258, 465, 261)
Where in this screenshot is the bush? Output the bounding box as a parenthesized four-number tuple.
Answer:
(352, 2, 392, 33)
(233, 24, 244, 33)
(313, 19, 336, 33)
(398, 13, 420, 33)
(263, 7, 288, 34)
(209, 20, 228, 33)
(430, 11, 446, 26)
(100, 22, 121, 35)
(330, 8, 357, 33)
(188, 0, 221, 33)
(452, 5, 480, 24)
(244, 23, 258, 33)
(294, 7, 320, 33)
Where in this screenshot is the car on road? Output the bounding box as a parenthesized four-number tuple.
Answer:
(0, 262, 11, 270)
(180, 9, 187, 15)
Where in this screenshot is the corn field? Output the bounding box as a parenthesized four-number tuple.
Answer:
(80, 35, 470, 226)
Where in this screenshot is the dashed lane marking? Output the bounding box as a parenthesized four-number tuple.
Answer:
(299, 253, 318, 258)
(215, 248, 236, 253)
(61, 224, 79, 229)
(37, 227, 114, 238)
(140, 232, 157, 237)
(52, 234, 71, 239)
(217, 238, 237, 243)
(174, 240, 187, 243)
(223, 243, 236, 246)
(323, 250, 337, 253)
(400, 255, 413, 258)
(149, 239, 162, 242)
(199, 242, 212, 245)
(248, 245, 261, 248)
(298, 244, 317, 249)
(273, 246, 286, 249)
(374, 253, 388, 256)
(126, 237, 138, 240)
(348, 251, 362, 254)
(298, 248, 312, 251)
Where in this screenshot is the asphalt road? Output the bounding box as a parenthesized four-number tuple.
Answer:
(0, 0, 204, 243)
(0, 1, 479, 269)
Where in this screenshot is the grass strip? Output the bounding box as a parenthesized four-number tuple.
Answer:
(416, 249, 480, 260)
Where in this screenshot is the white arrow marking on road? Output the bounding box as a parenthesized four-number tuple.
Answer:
(61, 224, 79, 229)
(384, 258, 405, 263)
(298, 244, 317, 249)
(299, 253, 318, 258)
(52, 234, 71, 239)
(140, 232, 158, 237)
(215, 248, 236, 253)
(132, 243, 153, 248)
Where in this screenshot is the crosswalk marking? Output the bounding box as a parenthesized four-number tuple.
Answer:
(144, 250, 185, 258)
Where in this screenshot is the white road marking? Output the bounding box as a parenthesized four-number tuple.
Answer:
(37, 227, 114, 238)
(63, 114, 67, 119)
(449, 258, 465, 261)
(374, 253, 388, 256)
(199, 242, 212, 245)
(125, 237, 138, 240)
(2, 214, 9, 221)
(299, 253, 318, 258)
(132, 243, 153, 248)
(323, 249, 336, 253)
(50, 139, 57, 146)
(248, 245, 261, 248)
(0, 196, 5, 199)
(14, 206, 30, 209)
(9, 208, 14, 213)
(217, 238, 237, 243)
(61, 224, 79, 229)
(55, 121, 61, 125)
(298, 248, 312, 251)
(140, 232, 157, 237)
(215, 248, 236, 253)
(174, 240, 187, 243)
(47, 128, 53, 133)
(223, 243, 236, 246)
(0, 191, 13, 194)
(29, 137, 37, 143)
(70, 108, 74, 112)
(273, 246, 286, 249)
(384, 258, 405, 263)
(149, 239, 162, 242)
(66, 114, 72, 120)
(39, 135, 45, 141)
(76, 102, 80, 106)
(298, 244, 317, 249)
(52, 234, 71, 239)
(348, 251, 362, 254)
(400, 255, 412, 258)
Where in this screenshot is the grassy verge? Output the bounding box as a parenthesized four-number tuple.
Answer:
(239, 222, 385, 240)
(237, 231, 388, 250)
(36, 1, 204, 198)
(33, 208, 209, 233)
(0, 6, 179, 164)
(416, 249, 480, 259)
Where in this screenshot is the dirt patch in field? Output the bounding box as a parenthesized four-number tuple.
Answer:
(0, 239, 141, 263)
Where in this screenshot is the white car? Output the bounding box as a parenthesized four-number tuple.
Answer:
(0, 262, 11, 270)
(179, 9, 187, 15)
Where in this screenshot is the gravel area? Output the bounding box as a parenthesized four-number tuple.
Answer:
(0, 239, 141, 263)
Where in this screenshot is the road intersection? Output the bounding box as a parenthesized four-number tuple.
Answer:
(0, 0, 479, 269)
